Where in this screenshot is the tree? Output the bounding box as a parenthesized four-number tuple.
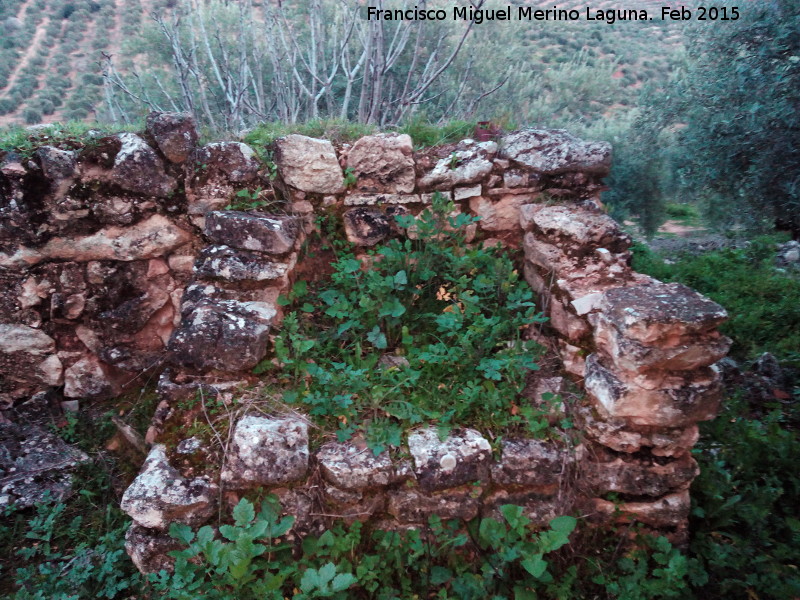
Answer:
(676, 0, 800, 235)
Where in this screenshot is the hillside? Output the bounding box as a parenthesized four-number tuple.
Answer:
(0, 0, 692, 128)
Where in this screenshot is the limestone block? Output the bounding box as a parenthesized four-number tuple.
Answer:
(221, 415, 309, 488)
(121, 445, 217, 530)
(186, 142, 260, 214)
(111, 133, 177, 198)
(346, 133, 415, 193)
(408, 427, 491, 491)
(194, 245, 292, 283)
(590, 491, 690, 528)
(500, 129, 611, 175)
(418, 140, 497, 190)
(388, 486, 481, 522)
(318, 441, 400, 490)
(491, 439, 571, 486)
(145, 111, 198, 164)
(274, 134, 344, 194)
(583, 447, 699, 497)
(205, 211, 301, 255)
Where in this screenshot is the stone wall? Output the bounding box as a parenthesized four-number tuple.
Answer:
(0, 114, 729, 571)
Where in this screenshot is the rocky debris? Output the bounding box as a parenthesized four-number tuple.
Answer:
(194, 245, 292, 283)
(343, 208, 392, 246)
(584, 355, 722, 427)
(346, 133, 415, 193)
(186, 142, 260, 214)
(168, 296, 276, 372)
(500, 129, 611, 175)
(205, 211, 301, 255)
(491, 439, 571, 486)
(274, 135, 344, 194)
(408, 427, 491, 491)
(121, 445, 217, 530)
(111, 133, 177, 198)
(0, 325, 62, 389)
(0, 214, 193, 269)
(221, 415, 309, 488)
(0, 422, 89, 508)
(418, 140, 497, 190)
(63, 354, 118, 399)
(145, 111, 198, 164)
(583, 446, 699, 497)
(590, 490, 690, 528)
(482, 490, 561, 526)
(317, 442, 399, 490)
(388, 486, 481, 522)
(125, 524, 183, 574)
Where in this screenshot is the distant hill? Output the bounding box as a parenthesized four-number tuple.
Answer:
(0, 0, 692, 128)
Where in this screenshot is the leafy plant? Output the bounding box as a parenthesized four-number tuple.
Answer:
(225, 187, 266, 211)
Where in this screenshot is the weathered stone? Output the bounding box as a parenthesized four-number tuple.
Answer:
(194, 245, 291, 283)
(595, 282, 729, 346)
(35, 146, 77, 199)
(221, 415, 309, 488)
(64, 354, 118, 399)
(205, 211, 301, 255)
(111, 133, 177, 197)
(0, 324, 62, 389)
(0, 214, 193, 269)
(470, 194, 539, 232)
(343, 208, 391, 246)
(559, 340, 586, 378)
(344, 193, 421, 206)
(491, 439, 572, 486)
(0, 423, 89, 508)
(317, 442, 399, 490)
(584, 447, 699, 497)
(145, 111, 198, 163)
(482, 490, 561, 526)
(590, 491, 690, 528)
(274, 135, 344, 194)
(346, 133, 415, 193)
(549, 298, 590, 342)
(408, 427, 491, 491)
(168, 297, 276, 372)
(521, 204, 631, 251)
(125, 523, 182, 574)
(418, 140, 497, 190)
(121, 445, 217, 530)
(584, 354, 722, 427)
(453, 184, 482, 201)
(388, 486, 481, 522)
(186, 142, 260, 214)
(501, 129, 611, 175)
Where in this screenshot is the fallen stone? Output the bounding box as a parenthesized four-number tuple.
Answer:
(125, 523, 183, 574)
(63, 354, 118, 399)
(221, 414, 309, 488)
(145, 111, 198, 163)
(0, 325, 63, 389)
(0, 422, 89, 508)
(111, 133, 177, 197)
(408, 427, 491, 491)
(501, 129, 611, 175)
(491, 439, 571, 486)
(274, 135, 344, 194)
(205, 211, 301, 255)
(346, 133, 415, 193)
(343, 208, 391, 246)
(318, 441, 399, 490)
(121, 445, 217, 530)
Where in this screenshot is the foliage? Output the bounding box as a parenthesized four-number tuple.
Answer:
(261, 194, 547, 454)
(675, 0, 800, 234)
(631, 237, 800, 361)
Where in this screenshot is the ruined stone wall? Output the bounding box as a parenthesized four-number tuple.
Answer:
(0, 114, 730, 571)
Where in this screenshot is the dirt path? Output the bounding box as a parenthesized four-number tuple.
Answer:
(657, 220, 707, 237)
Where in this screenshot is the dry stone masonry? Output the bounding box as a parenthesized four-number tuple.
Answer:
(0, 113, 730, 571)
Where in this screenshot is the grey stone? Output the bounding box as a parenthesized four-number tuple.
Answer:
(111, 133, 177, 198)
(317, 441, 399, 490)
(388, 486, 481, 523)
(491, 439, 571, 486)
(205, 211, 301, 255)
(584, 447, 699, 497)
(418, 140, 497, 190)
(343, 208, 391, 246)
(194, 245, 291, 283)
(121, 445, 217, 530)
(346, 133, 415, 193)
(500, 129, 611, 175)
(221, 414, 309, 488)
(407, 427, 491, 491)
(145, 111, 198, 163)
(125, 523, 183, 574)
